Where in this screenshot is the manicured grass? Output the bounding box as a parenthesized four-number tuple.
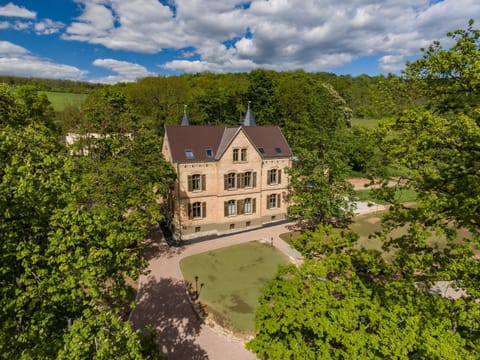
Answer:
(42, 91, 87, 111)
(350, 117, 380, 128)
(180, 241, 289, 334)
(355, 188, 417, 205)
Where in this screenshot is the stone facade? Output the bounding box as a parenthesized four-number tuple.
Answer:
(162, 125, 292, 240)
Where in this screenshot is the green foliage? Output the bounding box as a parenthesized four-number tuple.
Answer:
(81, 87, 138, 132)
(248, 252, 477, 359)
(405, 19, 480, 119)
(0, 89, 174, 357)
(0, 83, 54, 129)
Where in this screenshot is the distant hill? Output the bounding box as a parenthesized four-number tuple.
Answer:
(0, 75, 101, 94)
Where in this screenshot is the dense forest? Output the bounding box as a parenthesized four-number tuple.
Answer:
(1, 21, 479, 359)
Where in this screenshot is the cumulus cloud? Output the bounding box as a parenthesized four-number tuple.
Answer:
(379, 55, 407, 73)
(0, 2, 36, 19)
(0, 40, 29, 55)
(91, 58, 154, 83)
(61, 0, 480, 75)
(34, 19, 65, 35)
(0, 2, 64, 35)
(0, 40, 87, 80)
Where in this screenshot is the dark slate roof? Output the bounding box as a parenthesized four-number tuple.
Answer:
(165, 125, 293, 163)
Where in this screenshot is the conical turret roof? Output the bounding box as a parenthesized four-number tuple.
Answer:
(243, 101, 256, 126)
(181, 104, 190, 126)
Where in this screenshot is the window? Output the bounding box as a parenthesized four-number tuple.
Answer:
(195, 226, 201, 232)
(267, 169, 282, 185)
(185, 149, 194, 159)
(225, 172, 236, 190)
(275, 146, 282, 154)
(244, 198, 252, 213)
(226, 171, 256, 189)
(267, 194, 281, 209)
(258, 147, 265, 154)
(230, 224, 235, 229)
(188, 174, 206, 192)
(244, 171, 252, 187)
(205, 148, 214, 158)
(233, 148, 247, 162)
(189, 201, 207, 219)
(241, 148, 247, 161)
(246, 221, 251, 227)
(224, 200, 236, 216)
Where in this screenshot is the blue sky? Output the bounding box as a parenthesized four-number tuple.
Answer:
(0, 0, 478, 83)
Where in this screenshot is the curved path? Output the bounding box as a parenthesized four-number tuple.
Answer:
(130, 222, 302, 360)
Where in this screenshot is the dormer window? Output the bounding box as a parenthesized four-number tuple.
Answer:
(275, 147, 282, 154)
(185, 149, 194, 159)
(258, 147, 265, 154)
(205, 148, 214, 158)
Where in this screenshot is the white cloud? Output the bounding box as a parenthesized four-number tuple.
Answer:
(34, 19, 65, 35)
(62, 0, 480, 75)
(379, 55, 407, 73)
(0, 40, 29, 55)
(0, 2, 36, 19)
(91, 58, 154, 83)
(0, 41, 87, 80)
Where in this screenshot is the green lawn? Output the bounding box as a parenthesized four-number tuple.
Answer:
(355, 188, 417, 204)
(180, 241, 289, 334)
(43, 91, 87, 111)
(350, 117, 380, 128)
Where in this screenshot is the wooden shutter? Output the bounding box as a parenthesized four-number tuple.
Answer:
(237, 199, 244, 215)
(224, 201, 228, 217)
(277, 194, 281, 207)
(252, 198, 256, 213)
(252, 172, 257, 188)
(224, 174, 228, 190)
(202, 202, 207, 218)
(237, 173, 243, 189)
(187, 175, 192, 192)
(267, 170, 271, 185)
(188, 203, 192, 219)
(201, 174, 206, 191)
(278, 169, 282, 184)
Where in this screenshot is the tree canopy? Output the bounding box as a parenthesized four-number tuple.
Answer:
(0, 83, 174, 358)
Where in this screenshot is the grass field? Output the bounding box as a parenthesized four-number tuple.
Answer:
(355, 188, 417, 204)
(43, 91, 87, 111)
(180, 241, 289, 334)
(350, 117, 380, 127)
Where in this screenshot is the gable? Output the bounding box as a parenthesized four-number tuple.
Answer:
(216, 128, 263, 163)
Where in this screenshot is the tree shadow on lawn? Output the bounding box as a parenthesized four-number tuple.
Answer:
(131, 276, 208, 360)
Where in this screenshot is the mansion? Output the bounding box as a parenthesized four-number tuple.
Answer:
(162, 105, 293, 240)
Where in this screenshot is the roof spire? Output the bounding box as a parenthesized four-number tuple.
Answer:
(243, 101, 256, 126)
(181, 104, 190, 126)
